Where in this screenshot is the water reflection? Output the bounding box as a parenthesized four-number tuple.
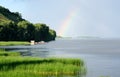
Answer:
(4, 47, 51, 58)
(30, 48, 50, 57)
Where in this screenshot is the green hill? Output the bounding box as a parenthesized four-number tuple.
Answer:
(0, 6, 24, 23)
(0, 6, 56, 42)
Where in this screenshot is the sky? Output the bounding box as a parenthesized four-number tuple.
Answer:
(0, 0, 120, 38)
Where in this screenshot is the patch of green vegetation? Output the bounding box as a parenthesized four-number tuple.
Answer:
(0, 13, 10, 22)
(0, 49, 20, 56)
(0, 49, 86, 77)
(0, 41, 30, 46)
(0, 6, 24, 23)
(0, 57, 86, 77)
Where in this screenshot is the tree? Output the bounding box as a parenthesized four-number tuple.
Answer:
(13, 12, 22, 18)
(0, 21, 17, 41)
(34, 23, 56, 42)
(49, 29, 56, 40)
(46, 29, 56, 41)
(17, 21, 35, 41)
(34, 23, 49, 42)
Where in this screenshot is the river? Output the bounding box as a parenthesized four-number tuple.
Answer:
(1, 38, 120, 77)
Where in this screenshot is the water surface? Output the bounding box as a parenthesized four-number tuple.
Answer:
(1, 39, 120, 77)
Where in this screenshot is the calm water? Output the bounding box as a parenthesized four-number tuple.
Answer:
(1, 39, 120, 77)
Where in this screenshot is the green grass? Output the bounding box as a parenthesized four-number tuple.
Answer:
(0, 49, 20, 56)
(0, 13, 10, 22)
(0, 57, 86, 77)
(0, 41, 30, 46)
(0, 49, 86, 77)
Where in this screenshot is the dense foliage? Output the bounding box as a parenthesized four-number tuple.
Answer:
(0, 6, 56, 42)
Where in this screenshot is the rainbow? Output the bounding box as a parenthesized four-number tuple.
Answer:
(58, 9, 78, 37)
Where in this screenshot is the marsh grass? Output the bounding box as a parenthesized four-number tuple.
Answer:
(0, 49, 86, 77)
(0, 49, 20, 56)
(0, 56, 86, 77)
(0, 41, 30, 46)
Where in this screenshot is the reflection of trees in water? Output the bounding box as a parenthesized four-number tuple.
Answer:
(3, 47, 50, 58)
(30, 48, 50, 58)
(20, 49, 32, 56)
(4, 48, 32, 56)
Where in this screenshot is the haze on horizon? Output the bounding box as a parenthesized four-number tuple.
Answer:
(0, 0, 120, 38)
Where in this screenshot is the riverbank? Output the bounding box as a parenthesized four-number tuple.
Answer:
(0, 49, 86, 77)
(0, 41, 30, 46)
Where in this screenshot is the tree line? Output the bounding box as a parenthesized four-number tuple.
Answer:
(0, 21, 56, 42)
(0, 6, 56, 42)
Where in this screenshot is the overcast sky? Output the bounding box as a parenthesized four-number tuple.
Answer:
(0, 0, 120, 38)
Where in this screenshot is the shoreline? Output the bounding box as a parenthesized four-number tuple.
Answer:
(0, 41, 30, 46)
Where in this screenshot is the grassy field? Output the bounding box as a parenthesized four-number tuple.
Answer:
(0, 49, 86, 77)
(0, 41, 30, 46)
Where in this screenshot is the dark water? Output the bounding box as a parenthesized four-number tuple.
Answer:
(1, 39, 120, 77)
